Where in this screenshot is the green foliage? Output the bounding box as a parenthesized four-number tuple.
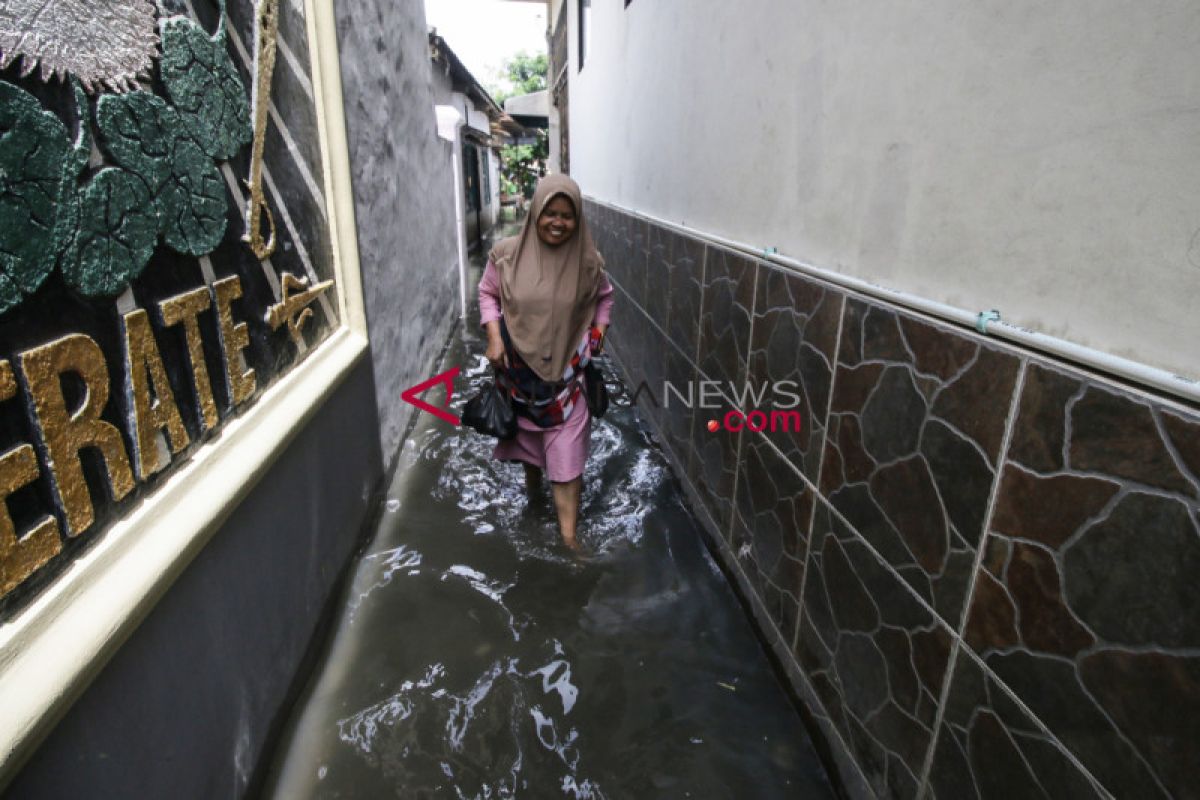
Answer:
(489, 51, 549, 108)
(158, 137, 227, 255)
(489, 50, 551, 199)
(97, 92, 182, 190)
(159, 11, 252, 161)
(500, 131, 549, 199)
(506, 51, 549, 96)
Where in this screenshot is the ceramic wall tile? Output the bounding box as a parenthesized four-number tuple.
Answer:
(657, 342, 697, 473)
(962, 362, 1200, 799)
(697, 246, 756, 395)
(820, 298, 1021, 625)
(748, 264, 844, 485)
(925, 649, 1106, 800)
(687, 408, 741, 535)
(731, 434, 813, 642)
(666, 233, 706, 363)
(797, 501, 954, 798)
(644, 222, 672, 333)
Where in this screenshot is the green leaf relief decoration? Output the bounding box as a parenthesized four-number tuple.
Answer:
(0, 81, 89, 313)
(65, 168, 158, 297)
(157, 136, 227, 256)
(95, 92, 177, 191)
(0, 5, 253, 306)
(159, 7, 252, 162)
(96, 91, 228, 257)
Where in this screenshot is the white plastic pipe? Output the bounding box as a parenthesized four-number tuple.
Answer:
(435, 105, 468, 319)
(611, 203, 1200, 406)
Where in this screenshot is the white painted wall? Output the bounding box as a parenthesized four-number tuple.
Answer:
(569, 0, 1200, 381)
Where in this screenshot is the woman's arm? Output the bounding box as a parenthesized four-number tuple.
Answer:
(479, 260, 507, 368)
(479, 260, 502, 326)
(592, 274, 614, 348)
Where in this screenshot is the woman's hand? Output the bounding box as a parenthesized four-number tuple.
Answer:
(484, 321, 508, 369)
(590, 324, 608, 355)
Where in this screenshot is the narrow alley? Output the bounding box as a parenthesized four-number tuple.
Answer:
(262, 247, 834, 798)
(2, 1, 1197, 797)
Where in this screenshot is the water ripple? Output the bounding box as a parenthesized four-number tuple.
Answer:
(347, 544, 423, 614)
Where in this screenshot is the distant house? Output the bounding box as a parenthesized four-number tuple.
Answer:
(428, 31, 522, 251)
(504, 89, 554, 178)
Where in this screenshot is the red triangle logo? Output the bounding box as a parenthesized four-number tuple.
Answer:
(401, 367, 461, 425)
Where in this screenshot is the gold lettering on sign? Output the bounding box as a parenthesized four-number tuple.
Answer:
(159, 287, 219, 431)
(266, 272, 334, 347)
(123, 309, 190, 480)
(213, 276, 257, 406)
(0, 360, 62, 597)
(20, 335, 135, 537)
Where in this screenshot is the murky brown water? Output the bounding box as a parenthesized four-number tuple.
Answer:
(261, 253, 834, 799)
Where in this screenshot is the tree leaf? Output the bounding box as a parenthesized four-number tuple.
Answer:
(158, 12, 251, 162)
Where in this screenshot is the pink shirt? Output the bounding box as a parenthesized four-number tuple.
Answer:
(478, 259, 614, 329)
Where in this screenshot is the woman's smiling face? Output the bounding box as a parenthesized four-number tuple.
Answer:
(536, 195, 578, 246)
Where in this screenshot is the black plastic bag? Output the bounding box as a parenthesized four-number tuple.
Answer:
(583, 360, 609, 419)
(462, 381, 517, 439)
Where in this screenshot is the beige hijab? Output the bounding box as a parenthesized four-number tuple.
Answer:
(488, 175, 605, 382)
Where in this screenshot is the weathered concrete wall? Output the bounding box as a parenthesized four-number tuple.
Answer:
(337, 0, 461, 465)
(569, 0, 1200, 383)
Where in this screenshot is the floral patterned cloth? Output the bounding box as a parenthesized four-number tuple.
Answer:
(495, 317, 602, 428)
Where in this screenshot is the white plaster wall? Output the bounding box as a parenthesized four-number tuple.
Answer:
(569, 0, 1200, 381)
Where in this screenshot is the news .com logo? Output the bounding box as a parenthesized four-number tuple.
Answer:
(399, 370, 803, 434)
(631, 379, 803, 433)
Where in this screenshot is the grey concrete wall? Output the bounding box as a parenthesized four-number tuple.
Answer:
(6, 359, 384, 799)
(336, 0, 461, 465)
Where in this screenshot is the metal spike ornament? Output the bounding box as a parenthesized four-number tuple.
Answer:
(0, 0, 158, 92)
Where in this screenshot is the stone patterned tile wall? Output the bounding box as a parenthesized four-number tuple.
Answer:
(584, 198, 1200, 799)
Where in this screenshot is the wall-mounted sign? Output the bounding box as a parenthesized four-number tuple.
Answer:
(0, 0, 340, 617)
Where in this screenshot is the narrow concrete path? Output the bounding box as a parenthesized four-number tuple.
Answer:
(262, 244, 834, 799)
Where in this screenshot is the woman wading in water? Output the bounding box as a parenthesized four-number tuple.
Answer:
(478, 175, 614, 550)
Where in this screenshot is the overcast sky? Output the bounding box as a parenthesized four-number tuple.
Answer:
(422, 0, 548, 92)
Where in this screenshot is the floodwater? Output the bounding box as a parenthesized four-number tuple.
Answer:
(262, 255, 834, 798)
